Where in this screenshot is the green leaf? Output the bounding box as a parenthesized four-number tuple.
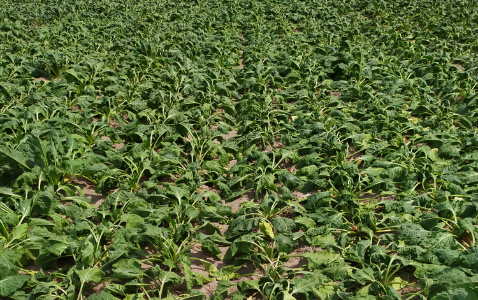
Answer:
(217, 265, 241, 281)
(351, 268, 375, 285)
(44, 240, 69, 256)
(76, 268, 105, 285)
(311, 233, 337, 248)
(10, 223, 28, 242)
(303, 250, 342, 270)
(124, 293, 145, 300)
(282, 291, 297, 300)
(87, 291, 121, 300)
(292, 273, 334, 296)
(355, 283, 372, 296)
(105, 284, 127, 296)
(166, 185, 190, 203)
(157, 270, 182, 286)
(33, 186, 56, 215)
(124, 214, 144, 228)
(311, 284, 338, 300)
(323, 262, 353, 281)
(192, 271, 214, 286)
(81, 241, 95, 266)
(203, 261, 241, 281)
(271, 216, 295, 233)
(203, 160, 225, 174)
(213, 281, 235, 300)
(295, 216, 316, 230)
(237, 280, 260, 292)
(431, 287, 478, 300)
(438, 143, 460, 158)
(398, 223, 429, 244)
(182, 262, 193, 292)
(257, 173, 277, 193)
(297, 165, 319, 177)
(0, 147, 31, 170)
(201, 239, 222, 259)
(0, 187, 19, 198)
(274, 234, 294, 253)
(202, 260, 219, 276)
(112, 259, 142, 279)
(0, 250, 20, 278)
(0, 275, 29, 297)
(278, 171, 303, 190)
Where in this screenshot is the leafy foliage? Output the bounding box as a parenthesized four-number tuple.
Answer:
(1, 0, 478, 298)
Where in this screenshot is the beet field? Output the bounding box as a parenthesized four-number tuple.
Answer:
(1, 0, 478, 299)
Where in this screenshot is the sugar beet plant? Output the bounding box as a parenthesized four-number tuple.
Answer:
(1, 0, 478, 299)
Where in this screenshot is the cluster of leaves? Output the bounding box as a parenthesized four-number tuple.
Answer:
(1, 0, 478, 299)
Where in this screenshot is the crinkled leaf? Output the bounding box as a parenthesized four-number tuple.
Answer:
(259, 221, 274, 238)
(303, 250, 342, 270)
(201, 239, 222, 260)
(0, 275, 29, 297)
(76, 268, 105, 285)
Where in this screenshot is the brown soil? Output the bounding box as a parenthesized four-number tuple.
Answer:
(84, 281, 111, 298)
(183, 236, 264, 298)
(71, 177, 105, 207)
(227, 264, 262, 295)
(280, 162, 297, 174)
(263, 138, 285, 152)
(452, 63, 465, 71)
(291, 190, 312, 200)
(204, 177, 255, 211)
(101, 136, 125, 150)
(225, 189, 255, 213)
(198, 184, 221, 194)
(112, 142, 124, 150)
(359, 193, 397, 203)
(284, 243, 322, 269)
(208, 221, 229, 235)
(163, 175, 178, 184)
(348, 150, 365, 160)
(33, 77, 62, 82)
(330, 91, 341, 98)
(215, 130, 239, 145)
(109, 118, 120, 129)
(227, 159, 237, 170)
(188, 243, 323, 298)
(33, 77, 50, 82)
(222, 130, 238, 140)
(397, 276, 422, 298)
(238, 59, 244, 69)
(238, 50, 244, 69)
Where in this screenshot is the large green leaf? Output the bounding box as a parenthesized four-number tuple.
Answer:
(0, 275, 29, 297)
(76, 268, 105, 285)
(0, 147, 30, 170)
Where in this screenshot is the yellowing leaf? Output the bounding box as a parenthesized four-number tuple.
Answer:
(259, 221, 274, 238)
(391, 276, 408, 291)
